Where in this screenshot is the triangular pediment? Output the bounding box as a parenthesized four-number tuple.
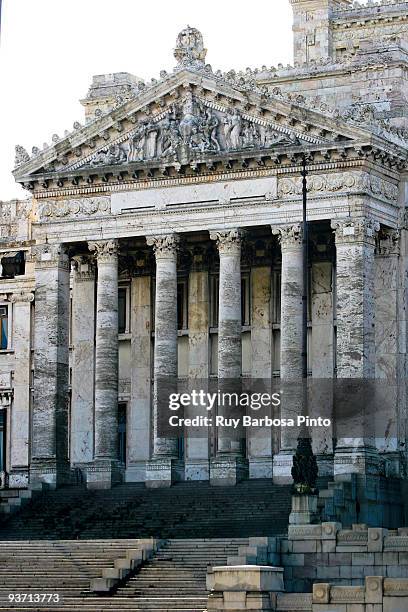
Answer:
(13, 65, 370, 185)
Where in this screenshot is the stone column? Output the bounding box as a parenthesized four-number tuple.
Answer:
(375, 229, 401, 476)
(128, 271, 152, 482)
(31, 244, 70, 488)
(9, 291, 34, 488)
(310, 260, 334, 476)
(209, 229, 248, 486)
(271, 224, 304, 483)
(145, 234, 180, 487)
(185, 248, 210, 481)
(87, 239, 120, 489)
(332, 218, 380, 475)
(70, 255, 96, 467)
(249, 265, 273, 479)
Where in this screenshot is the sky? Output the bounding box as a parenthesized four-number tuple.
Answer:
(0, 0, 294, 200)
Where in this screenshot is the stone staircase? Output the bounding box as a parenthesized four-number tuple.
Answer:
(0, 538, 247, 611)
(0, 480, 292, 540)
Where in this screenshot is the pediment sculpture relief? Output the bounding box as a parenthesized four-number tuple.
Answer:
(85, 93, 300, 169)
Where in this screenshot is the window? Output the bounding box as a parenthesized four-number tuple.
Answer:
(0, 251, 25, 279)
(118, 403, 127, 465)
(0, 307, 8, 350)
(118, 288, 127, 334)
(177, 280, 188, 330)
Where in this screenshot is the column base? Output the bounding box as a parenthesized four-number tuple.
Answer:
(185, 459, 210, 481)
(145, 458, 182, 488)
(316, 453, 334, 478)
(30, 459, 70, 490)
(124, 461, 148, 483)
(85, 460, 124, 490)
(249, 457, 273, 479)
(8, 468, 29, 489)
(289, 494, 319, 525)
(272, 452, 294, 484)
(334, 445, 382, 477)
(210, 456, 248, 486)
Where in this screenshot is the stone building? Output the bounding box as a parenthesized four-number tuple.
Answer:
(1, 0, 408, 495)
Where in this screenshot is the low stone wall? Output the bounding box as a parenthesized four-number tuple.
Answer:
(207, 570, 408, 611)
(224, 523, 408, 593)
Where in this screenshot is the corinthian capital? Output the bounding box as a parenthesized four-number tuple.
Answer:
(272, 224, 302, 249)
(209, 229, 245, 256)
(331, 218, 380, 246)
(71, 254, 96, 281)
(146, 234, 180, 259)
(88, 239, 119, 263)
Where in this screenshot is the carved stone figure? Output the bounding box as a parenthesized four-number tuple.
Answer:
(223, 109, 242, 149)
(173, 26, 207, 68)
(14, 145, 30, 167)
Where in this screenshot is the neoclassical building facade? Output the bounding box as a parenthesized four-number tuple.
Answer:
(1, 0, 408, 490)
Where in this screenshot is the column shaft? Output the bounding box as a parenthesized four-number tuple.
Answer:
(31, 244, 70, 488)
(87, 240, 120, 488)
(71, 256, 96, 465)
(146, 235, 179, 487)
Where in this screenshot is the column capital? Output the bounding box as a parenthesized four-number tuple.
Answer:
(331, 218, 380, 246)
(272, 224, 302, 249)
(209, 229, 245, 256)
(147, 234, 180, 259)
(71, 254, 96, 281)
(32, 243, 70, 269)
(10, 291, 34, 304)
(88, 239, 119, 263)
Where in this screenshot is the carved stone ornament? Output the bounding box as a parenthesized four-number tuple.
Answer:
(79, 94, 302, 170)
(10, 291, 35, 304)
(88, 239, 119, 262)
(71, 255, 96, 281)
(146, 234, 181, 258)
(331, 217, 380, 245)
(39, 197, 110, 221)
(209, 229, 245, 255)
(32, 243, 70, 268)
(174, 26, 207, 68)
(272, 224, 303, 248)
(278, 172, 399, 203)
(14, 145, 30, 167)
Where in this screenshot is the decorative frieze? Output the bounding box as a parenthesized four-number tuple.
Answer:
(278, 172, 399, 203)
(38, 196, 110, 220)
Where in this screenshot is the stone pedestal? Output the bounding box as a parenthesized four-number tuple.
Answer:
(9, 291, 34, 488)
(88, 240, 121, 489)
(146, 235, 180, 487)
(289, 494, 318, 525)
(332, 219, 381, 477)
(209, 230, 248, 486)
(272, 225, 304, 483)
(31, 244, 70, 489)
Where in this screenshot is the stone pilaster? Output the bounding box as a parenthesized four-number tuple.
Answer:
(375, 229, 401, 476)
(186, 259, 210, 481)
(9, 291, 34, 488)
(249, 266, 273, 479)
(70, 255, 96, 467)
(145, 234, 180, 487)
(332, 217, 381, 476)
(209, 229, 248, 486)
(272, 224, 304, 483)
(128, 274, 152, 482)
(31, 244, 70, 488)
(87, 239, 121, 489)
